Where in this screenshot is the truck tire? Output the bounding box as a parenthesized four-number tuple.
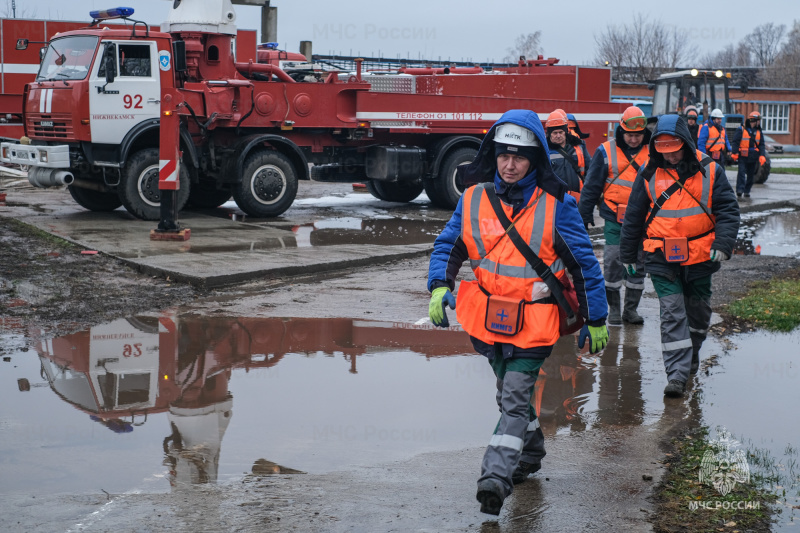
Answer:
(425, 146, 477, 209)
(365, 180, 424, 203)
(187, 180, 231, 209)
(68, 184, 122, 212)
(233, 150, 298, 218)
(755, 156, 771, 184)
(118, 148, 190, 221)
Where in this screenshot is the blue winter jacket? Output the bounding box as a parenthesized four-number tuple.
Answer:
(697, 120, 732, 154)
(427, 110, 608, 355)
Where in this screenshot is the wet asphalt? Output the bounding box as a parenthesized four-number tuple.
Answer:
(1, 171, 800, 531)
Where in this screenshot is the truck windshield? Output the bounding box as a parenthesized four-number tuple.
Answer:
(37, 35, 99, 81)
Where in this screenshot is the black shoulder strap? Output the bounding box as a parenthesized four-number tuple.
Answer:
(484, 188, 579, 324)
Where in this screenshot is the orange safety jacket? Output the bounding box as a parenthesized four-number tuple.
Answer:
(456, 183, 565, 348)
(703, 124, 727, 156)
(642, 151, 716, 265)
(738, 129, 761, 157)
(601, 139, 649, 213)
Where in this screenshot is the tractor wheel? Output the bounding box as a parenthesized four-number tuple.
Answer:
(68, 184, 122, 212)
(187, 179, 231, 209)
(754, 156, 771, 184)
(118, 148, 190, 220)
(233, 150, 298, 218)
(424, 146, 477, 209)
(366, 180, 424, 203)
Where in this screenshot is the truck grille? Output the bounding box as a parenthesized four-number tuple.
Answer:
(27, 113, 74, 139)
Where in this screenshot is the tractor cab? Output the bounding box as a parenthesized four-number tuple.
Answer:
(651, 69, 743, 135)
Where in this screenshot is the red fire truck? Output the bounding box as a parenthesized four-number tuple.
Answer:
(2, 1, 627, 220)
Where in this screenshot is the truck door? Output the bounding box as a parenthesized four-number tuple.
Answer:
(89, 40, 160, 145)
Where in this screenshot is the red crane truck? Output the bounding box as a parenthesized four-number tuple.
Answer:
(2, 1, 627, 220)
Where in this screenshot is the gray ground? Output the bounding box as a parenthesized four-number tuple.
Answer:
(2, 175, 799, 532)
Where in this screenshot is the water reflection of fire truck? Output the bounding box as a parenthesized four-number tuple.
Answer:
(25, 314, 472, 485)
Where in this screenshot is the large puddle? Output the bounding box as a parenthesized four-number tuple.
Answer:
(699, 329, 800, 529)
(736, 208, 800, 257)
(2, 309, 682, 497)
(5, 309, 796, 529)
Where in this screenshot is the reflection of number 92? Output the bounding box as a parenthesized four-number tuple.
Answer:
(123, 94, 143, 109)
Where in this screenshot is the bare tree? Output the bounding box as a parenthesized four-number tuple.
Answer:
(746, 23, 786, 68)
(503, 32, 542, 63)
(768, 20, 800, 87)
(594, 14, 695, 81)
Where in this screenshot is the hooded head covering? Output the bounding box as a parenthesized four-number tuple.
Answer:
(458, 109, 567, 201)
(644, 114, 703, 177)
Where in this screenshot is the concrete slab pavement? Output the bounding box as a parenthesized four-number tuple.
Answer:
(1, 170, 799, 288)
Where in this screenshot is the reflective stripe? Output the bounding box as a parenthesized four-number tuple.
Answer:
(605, 280, 623, 289)
(489, 433, 524, 451)
(662, 338, 693, 351)
(469, 184, 488, 257)
(650, 206, 707, 218)
(550, 153, 564, 160)
(608, 139, 618, 178)
(624, 279, 645, 289)
(606, 179, 633, 189)
(527, 419, 540, 431)
(689, 326, 708, 335)
(528, 194, 547, 257)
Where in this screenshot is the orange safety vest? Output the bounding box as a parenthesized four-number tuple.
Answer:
(738, 128, 761, 157)
(457, 183, 565, 348)
(601, 139, 648, 212)
(642, 151, 716, 266)
(703, 124, 727, 155)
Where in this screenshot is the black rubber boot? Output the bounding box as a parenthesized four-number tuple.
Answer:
(622, 288, 644, 324)
(690, 350, 700, 374)
(606, 288, 622, 326)
(664, 379, 686, 398)
(512, 461, 542, 485)
(476, 479, 505, 515)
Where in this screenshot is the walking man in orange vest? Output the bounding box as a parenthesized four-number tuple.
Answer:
(579, 106, 650, 326)
(619, 114, 740, 397)
(731, 111, 767, 198)
(697, 108, 731, 163)
(427, 109, 608, 515)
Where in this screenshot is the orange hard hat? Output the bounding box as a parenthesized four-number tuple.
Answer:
(620, 106, 647, 132)
(749, 111, 761, 119)
(546, 109, 568, 129)
(654, 133, 684, 153)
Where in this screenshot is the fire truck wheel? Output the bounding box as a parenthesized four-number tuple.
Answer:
(119, 148, 190, 221)
(234, 150, 298, 218)
(754, 156, 771, 184)
(365, 180, 424, 203)
(68, 184, 122, 212)
(187, 180, 232, 209)
(425, 146, 477, 209)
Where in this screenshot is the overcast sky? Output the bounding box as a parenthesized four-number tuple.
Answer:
(5, 0, 797, 65)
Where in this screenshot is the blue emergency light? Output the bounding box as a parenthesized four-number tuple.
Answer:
(89, 7, 134, 20)
(260, 42, 280, 50)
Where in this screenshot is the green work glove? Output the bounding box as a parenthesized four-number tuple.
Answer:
(429, 287, 456, 327)
(623, 263, 637, 276)
(578, 324, 609, 354)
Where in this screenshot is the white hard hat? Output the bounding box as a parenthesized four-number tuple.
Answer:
(494, 123, 540, 147)
(710, 109, 724, 118)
